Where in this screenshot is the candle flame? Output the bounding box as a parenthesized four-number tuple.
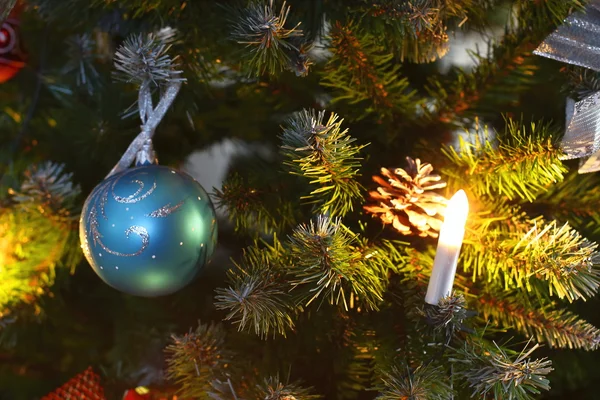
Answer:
(439, 190, 469, 246)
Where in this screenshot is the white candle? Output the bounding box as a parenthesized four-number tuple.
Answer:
(425, 190, 469, 305)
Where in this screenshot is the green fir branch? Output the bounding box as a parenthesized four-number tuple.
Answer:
(476, 291, 600, 350)
(113, 31, 183, 85)
(427, 0, 583, 123)
(535, 171, 600, 237)
(422, 293, 469, 340)
(213, 172, 298, 235)
(165, 322, 232, 398)
(230, 0, 304, 76)
(334, 315, 380, 397)
(321, 21, 417, 121)
(515, 0, 585, 27)
(61, 34, 101, 95)
(280, 109, 367, 217)
(214, 241, 296, 338)
(376, 363, 452, 400)
(427, 35, 539, 122)
(358, 0, 492, 64)
(443, 118, 566, 202)
(563, 66, 600, 100)
(0, 208, 72, 319)
(258, 375, 322, 399)
(287, 215, 387, 311)
(463, 217, 600, 302)
(452, 339, 553, 400)
(12, 162, 81, 223)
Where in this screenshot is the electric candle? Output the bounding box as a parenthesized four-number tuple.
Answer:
(425, 189, 469, 305)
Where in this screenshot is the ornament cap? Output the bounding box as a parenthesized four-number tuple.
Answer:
(135, 138, 158, 166)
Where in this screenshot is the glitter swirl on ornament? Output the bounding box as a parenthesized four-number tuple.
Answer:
(146, 199, 185, 218)
(85, 169, 170, 257)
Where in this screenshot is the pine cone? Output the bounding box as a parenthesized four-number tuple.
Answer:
(364, 157, 447, 237)
(41, 367, 105, 400)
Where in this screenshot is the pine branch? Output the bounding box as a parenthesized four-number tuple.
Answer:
(443, 118, 566, 202)
(258, 375, 322, 399)
(426, 0, 582, 123)
(463, 217, 600, 302)
(359, 0, 490, 64)
(426, 32, 540, 122)
(476, 291, 600, 350)
(321, 21, 417, 121)
(280, 109, 367, 217)
(113, 31, 183, 85)
(165, 322, 232, 398)
(535, 171, 600, 236)
(61, 34, 101, 95)
(514, 0, 586, 26)
(563, 66, 600, 100)
(11, 162, 81, 223)
(287, 215, 387, 310)
(230, 0, 306, 76)
(0, 0, 16, 22)
(208, 378, 241, 400)
(0, 208, 72, 319)
(214, 241, 296, 338)
(213, 171, 298, 235)
(376, 363, 452, 400)
(452, 339, 553, 400)
(422, 293, 469, 340)
(333, 313, 379, 397)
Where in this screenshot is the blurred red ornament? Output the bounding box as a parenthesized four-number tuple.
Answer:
(123, 386, 181, 400)
(123, 388, 151, 400)
(0, 6, 26, 83)
(41, 367, 106, 400)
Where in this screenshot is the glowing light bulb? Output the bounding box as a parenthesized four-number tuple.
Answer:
(425, 190, 469, 305)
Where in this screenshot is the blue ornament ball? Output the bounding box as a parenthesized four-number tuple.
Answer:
(79, 165, 218, 297)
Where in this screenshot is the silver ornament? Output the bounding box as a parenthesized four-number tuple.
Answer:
(578, 152, 600, 173)
(561, 92, 600, 160)
(534, 1, 600, 72)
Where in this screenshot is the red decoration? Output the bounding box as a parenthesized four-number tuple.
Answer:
(41, 367, 106, 400)
(123, 389, 150, 400)
(123, 387, 182, 400)
(0, 5, 25, 83)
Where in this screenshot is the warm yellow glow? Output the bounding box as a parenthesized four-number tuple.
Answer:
(438, 190, 469, 247)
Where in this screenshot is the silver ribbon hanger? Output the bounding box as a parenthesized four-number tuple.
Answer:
(534, 0, 600, 173)
(106, 78, 182, 178)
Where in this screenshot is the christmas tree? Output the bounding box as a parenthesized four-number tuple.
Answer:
(2, 0, 600, 398)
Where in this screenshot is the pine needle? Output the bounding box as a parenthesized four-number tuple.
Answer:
(280, 109, 367, 217)
(215, 242, 295, 338)
(443, 118, 566, 202)
(287, 215, 386, 310)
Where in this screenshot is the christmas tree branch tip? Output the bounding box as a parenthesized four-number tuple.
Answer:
(376, 363, 452, 400)
(287, 215, 386, 310)
(11, 161, 81, 222)
(477, 292, 600, 350)
(516, 221, 600, 302)
(443, 118, 566, 202)
(165, 322, 231, 398)
(258, 375, 322, 400)
(213, 172, 296, 234)
(422, 293, 471, 340)
(280, 109, 367, 217)
(113, 29, 184, 85)
(322, 22, 417, 119)
(214, 244, 295, 338)
(452, 339, 553, 400)
(230, 0, 309, 76)
(466, 218, 600, 302)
